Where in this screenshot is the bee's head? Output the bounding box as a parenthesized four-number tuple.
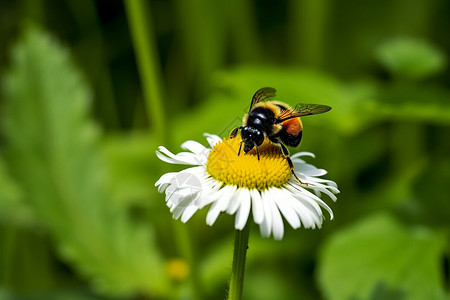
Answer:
(241, 127, 264, 154)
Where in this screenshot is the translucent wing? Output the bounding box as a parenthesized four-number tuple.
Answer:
(276, 103, 331, 123)
(249, 87, 276, 113)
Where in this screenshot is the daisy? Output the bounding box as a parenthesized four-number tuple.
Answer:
(155, 133, 339, 240)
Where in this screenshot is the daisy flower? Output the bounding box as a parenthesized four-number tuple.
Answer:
(155, 133, 339, 240)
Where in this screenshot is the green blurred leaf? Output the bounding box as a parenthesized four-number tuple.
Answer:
(101, 133, 160, 206)
(376, 83, 450, 124)
(1, 26, 169, 297)
(0, 226, 57, 293)
(0, 157, 35, 226)
(408, 158, 450, 227)
(317, 214, 447, 300)
(375, 37, 446, 80)
(0, 287, 101, 300)
(244, 271, 296, 300)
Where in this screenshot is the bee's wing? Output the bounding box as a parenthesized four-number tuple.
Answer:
(248, 87, 276, 113)
(275, 103, 331, 123)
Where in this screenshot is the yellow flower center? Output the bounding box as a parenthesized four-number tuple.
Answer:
(206, 136, 291, 190)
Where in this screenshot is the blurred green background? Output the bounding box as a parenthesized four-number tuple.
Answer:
(1, 0, 450, 299)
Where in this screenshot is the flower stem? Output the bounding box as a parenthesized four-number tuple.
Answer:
(124, 0, 166, 143)
(227, 222, 251, 300)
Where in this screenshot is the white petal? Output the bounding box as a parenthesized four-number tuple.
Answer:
(283, 184, 323, 227)
(191, 178, 211, 208)
(166, 186, 195, 207)
(303, 175, 338, 187)
(292, 199, 316, 228)
(157, 183, 170, 194)
(259, 190, 273, 238)
(181, 205, 199, 223)
(227, 187, 242, 214)
(269, 193, 284, 240)
(272, 189, 301, 229)
(155, 172, 177, 187)
(181, 140, 207, 155)
(156, 146, 201, 165)
(235, 189, 251, 230)
(291, 151, 315, 159)
(164, 167, 204, 206)
(168, 189, 194, 211)
(310, 184, 338, 201)
(296, 198, 323, 227)
(250, 189, 264, 224)
(279, 187, 315, 228)
(288, 183, 334, 219)
(206, 200, 222, 225)
(294, 163, 327, 177)
(172, 196, 196, 220)
(206, 186, 235, 226)
(204, 133, 222, 147)
(197, 180, 223, 208)
(295, 191, 322, 217)
(221, 185, 238, 212)
(172, 205, 185, 220)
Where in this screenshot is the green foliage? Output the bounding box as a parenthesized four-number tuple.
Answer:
(375, 37, 446, 80)
(1, 26, 168, 297)
(101, 133, 160, 206)
(318, 214, 447, 300)
(411, 158, 450, 227)
(0, 158, 34, 226)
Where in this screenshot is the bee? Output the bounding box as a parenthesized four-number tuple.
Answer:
(229, 87, 331, 185)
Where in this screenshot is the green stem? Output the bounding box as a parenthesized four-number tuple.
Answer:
(289, 0, 329, 67)
(124, 0, 166, 143)
(174, 222, 203, 300)
(227, 222, 251, 300)
(229, 0, 262, 62)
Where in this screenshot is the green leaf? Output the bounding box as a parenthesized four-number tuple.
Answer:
(0, 287, 101, 300)
(376, 82, 450, 124)
(1, 26, 169, 296)
(101, 133, 160, 206)
(317, 214, 447, 300)
(0, 226, 58, 293)
(410, 158, 450, 227)
(244, 271, 297, 300)
(0, 157, 36, 226)
(375, 37, 447, 80)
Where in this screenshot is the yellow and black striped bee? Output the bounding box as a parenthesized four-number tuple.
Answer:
(229, 87, 331, 184)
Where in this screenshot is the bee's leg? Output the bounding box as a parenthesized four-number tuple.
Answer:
(229, 126, 243, 139)
(238, 141, 244, 156)
(254, 143, 260, 160)
(269, 137, 308, 186)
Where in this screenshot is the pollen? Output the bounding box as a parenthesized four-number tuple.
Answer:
(206, 136, 291, 190)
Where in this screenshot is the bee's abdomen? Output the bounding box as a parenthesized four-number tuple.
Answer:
(276, 129, 302, 147)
